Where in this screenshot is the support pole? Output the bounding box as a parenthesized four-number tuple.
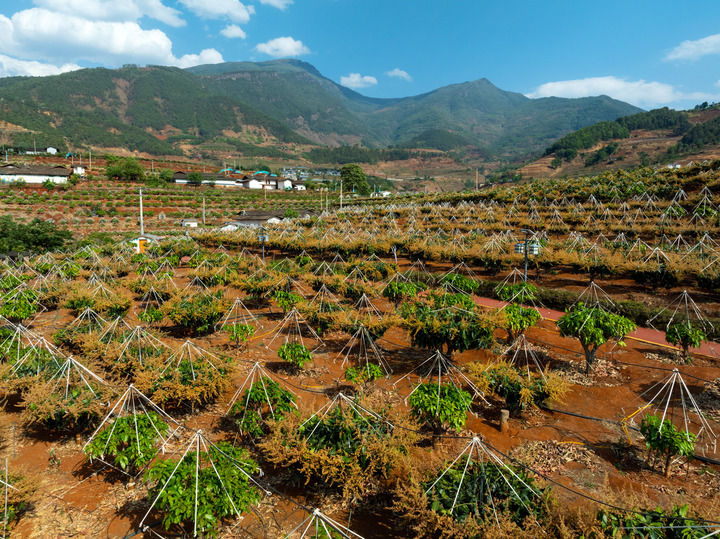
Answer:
(523, 231, 529, 283)
(500, 409, 510, 432)
(139, 188, 144, 236)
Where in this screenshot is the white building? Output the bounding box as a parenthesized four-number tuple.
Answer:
(0, 165, 71, 184)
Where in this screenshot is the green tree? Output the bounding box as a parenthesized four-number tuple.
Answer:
(340, 164, 370, 195)
(503, 303, 541, 342)
(665, 321, 706, 360)
(187, 171, 203, 187)
(105, 157, 145, 182)
(556, 303, 635, 374)
(0, 216, 72, 254)
(158, 168, 174, 183)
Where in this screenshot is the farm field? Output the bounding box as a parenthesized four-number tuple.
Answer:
(2, 162, 720, 537)
(0, 178, 336, 236)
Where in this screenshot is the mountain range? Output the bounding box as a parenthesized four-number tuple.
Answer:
(0, 59, 642, 162)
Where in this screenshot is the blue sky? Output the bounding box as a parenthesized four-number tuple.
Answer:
(0, 0, 718, 109)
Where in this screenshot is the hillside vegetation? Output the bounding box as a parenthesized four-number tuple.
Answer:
(0, 60, 640, 163)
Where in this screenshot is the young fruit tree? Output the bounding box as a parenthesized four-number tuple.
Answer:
(640, 413, 697, 477)
(556, 303, 635, 374)
(503, 303, 541, 343)
(225, 323, 255, 350)
(408, 382, 472, 433)
(277, 342, 312, 371)
(665, 321, 707, 361)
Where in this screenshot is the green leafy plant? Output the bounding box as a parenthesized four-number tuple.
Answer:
(165, 291, 227, 335)
(409, 383, 472, 432)
(273, 290, 302, 313)
(0, 289, 40, 323)
(598, 504, 711, 538)
(495, 281, 538, 302)
(440, 273, 479, 295)
(345, 363, 384, 386)
(425, 460, 548, 525)
(665, 321, 706, 361)
(556, 303, 635, 374)
(138, 306, 164, 324)
(229, 377, 295, 437)
(640, 413, 696, 477)
(225, 323, 255, 350)
(383, 280, 422, 305)
(278, 342, 312, 370)
(503, 303, 541, 342)
(84, 411, 169, 473)
(145, 441, 261, 536)
(402, 300, 494, 358)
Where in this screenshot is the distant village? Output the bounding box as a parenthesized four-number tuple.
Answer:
(0, 148, 393, 196)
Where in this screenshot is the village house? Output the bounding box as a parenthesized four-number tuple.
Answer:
(0, 164, 72, 184)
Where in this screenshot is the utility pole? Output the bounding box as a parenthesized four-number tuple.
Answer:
(340, 179, 343, 210)
(202, 197, 206, 226)
(89, 150, 92, 170)
(520, 229, 531, 282)
(139, 188, 145, 236)
(475, 168, 479, 191)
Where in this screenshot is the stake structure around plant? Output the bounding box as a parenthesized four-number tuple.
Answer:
(158, 340, 222, 379)
(266, 307, 324, 353)
(424, 436, 544, 529)
(215, 297, 257, 330)
(298, 392, 392, 444)
(623, 368, 718, 456)
(83, 384, 183, 477)
(394, 350, 487, 407)
(501, 334, 548, 382)
(335, 324, 391, 376)
(284, 507, 364, 539)
(139, 430, 269, 538)
(225, 361, 298, 431)
(45, 355, 106, 400)
(116, 326, 170, 366)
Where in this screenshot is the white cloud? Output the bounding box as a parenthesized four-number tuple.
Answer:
(666, 34, 720, 61)
(0, 8, 222, 70)
(260, 0, 293, 9)
(178, 0, 254, 23)
(33, 0, 185, 27)
(340, 73, 378, 89)
(220, 24, 246, 39)
(386, 67, 412, 82)
(526, 75, 714, 108)
(0, 54, 81, 77)
(175, 49, 224, 68)
(256, 36, 309, 57)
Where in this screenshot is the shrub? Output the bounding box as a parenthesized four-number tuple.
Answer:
(229, 377, 295, 438)
(556, 303, 635, 374)
(345, 363, 384, 386)
(409, 383, 472, 432)
(278, 342, 312, 370)
(503, 303, 541, 342)
(165, 291, 227, 335)
(145, 441, 261, 536)
(85, 411, 169, 473)
(424, 459, 548, 526)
